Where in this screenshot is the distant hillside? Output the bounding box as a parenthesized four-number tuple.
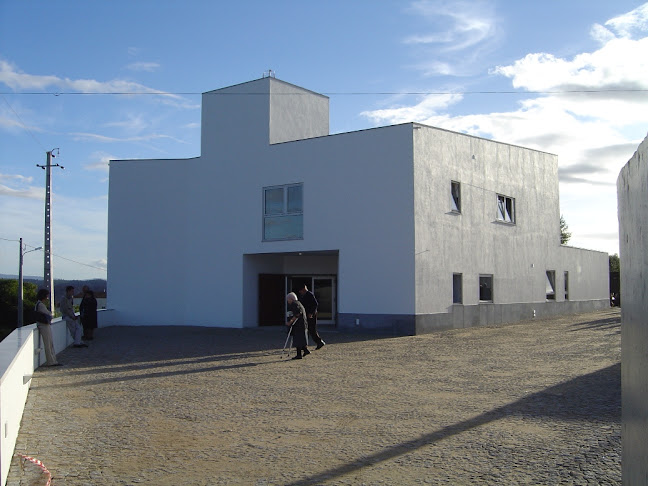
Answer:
(1, 275, 107, 303)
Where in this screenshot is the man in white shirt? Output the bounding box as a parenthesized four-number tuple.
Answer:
(60, 285, 87, 348)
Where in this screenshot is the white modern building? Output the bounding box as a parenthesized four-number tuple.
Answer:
(107, 76, 609, 334)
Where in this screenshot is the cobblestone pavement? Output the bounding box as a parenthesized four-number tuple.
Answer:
(8, 309, 620, 485)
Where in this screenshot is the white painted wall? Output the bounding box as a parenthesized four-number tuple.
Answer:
(107, 158, 191, 326)
(617, 132, 648, 485)
(0, 316, 78, 486)
(108, 78, 416, 327)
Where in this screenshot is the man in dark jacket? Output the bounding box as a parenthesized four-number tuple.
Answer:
(298, 284, 325, 349)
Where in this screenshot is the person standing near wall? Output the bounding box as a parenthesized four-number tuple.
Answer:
(298, 284, 325, 349)
(60, 285, 87, 348)
(35, 288, 60, 366)
(80, 286, 98, 340)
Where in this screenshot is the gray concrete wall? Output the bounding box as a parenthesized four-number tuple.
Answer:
(411, 124, 608, 325)
(617, 132, 648, 485)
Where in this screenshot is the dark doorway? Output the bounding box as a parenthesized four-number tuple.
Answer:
(258, 274, 285, 326)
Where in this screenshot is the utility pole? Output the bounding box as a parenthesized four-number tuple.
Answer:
(17, 238, 42, 327)
(37, 149, 63, 313)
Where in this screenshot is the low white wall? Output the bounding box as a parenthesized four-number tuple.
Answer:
(0, 309, 114, 486)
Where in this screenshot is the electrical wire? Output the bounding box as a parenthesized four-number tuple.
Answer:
(0, 89, 646, 96)
(1, 95, 47, 151)
(0, 237, 106, 272)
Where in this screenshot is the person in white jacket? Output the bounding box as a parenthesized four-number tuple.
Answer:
(35, 288, 60, 366)
(60, 286, 87, 348)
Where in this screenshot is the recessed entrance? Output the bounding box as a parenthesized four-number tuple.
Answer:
(258, 274, 337, 326)
(244, 250, 339, 328)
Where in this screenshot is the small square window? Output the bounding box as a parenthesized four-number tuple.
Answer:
(479, 275, 493, 302)
(451, 181, 461, 213)
(546, 270, 556, 300)
(496, 194, 515, 223)
(453, 273, 463, 304)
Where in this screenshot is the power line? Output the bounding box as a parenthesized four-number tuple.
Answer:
(0, 89, 646, 96)
(1, 95, 47, 151)
(51, 253, 106, 272)
(0, 237, 106, 272)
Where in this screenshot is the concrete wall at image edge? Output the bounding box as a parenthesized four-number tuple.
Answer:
(617, 132, 648, 485)
(412, 125, 609, 332)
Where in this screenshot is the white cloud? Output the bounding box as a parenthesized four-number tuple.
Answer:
(604, 3, 648, 38)
(405, 0, 498, 52)
(403, 0, 500, 76)
(0, 115, 41, 132)
(0, 173, 33, 184)
(361, 4, 648, 255)
(126, 62, 160, 72)
(104, 114, 149, 133)
(0, 59, 196, 109)
(71, 132, 188, 144)
(361, 93, 463, 124)
(0, 173, 42, 199)
(0, 189, 108, 279)
(83, 152, 113, 172)
(0, 184, 43, 199)
(492, 37, 648, 94)
(364, 7, 648, 182)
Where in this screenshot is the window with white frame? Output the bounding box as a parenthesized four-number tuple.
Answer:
(479, 274, 493, 302)
(546, 270, 556, 300)
(496, 194, 515, 223)
(453, 273, 463, 304)
(451, 181, 461, 213)
(263, 183, 303, 241)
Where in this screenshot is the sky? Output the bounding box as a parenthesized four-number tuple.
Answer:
(1, 0, 647, 280)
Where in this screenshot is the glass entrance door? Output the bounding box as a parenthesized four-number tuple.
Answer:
(287, 275, 336, 325)
(313, 278, 335, 324)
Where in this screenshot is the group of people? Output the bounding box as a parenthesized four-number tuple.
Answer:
(34, 285, 98, 367)
(285, 283, 326, 360)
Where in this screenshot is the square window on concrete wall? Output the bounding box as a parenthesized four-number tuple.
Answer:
(479, 274, 493, 302)
(496, 194, 515, 223)
(263, 183, 303, 241)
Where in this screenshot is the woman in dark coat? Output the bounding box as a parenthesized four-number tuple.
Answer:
(80, 288, 98, 340)
(286, 292, 310, 359)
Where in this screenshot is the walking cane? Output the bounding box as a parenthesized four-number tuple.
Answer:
(281, 322, 294, 359)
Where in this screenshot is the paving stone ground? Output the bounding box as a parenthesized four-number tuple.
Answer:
(8, 308, 621, 485)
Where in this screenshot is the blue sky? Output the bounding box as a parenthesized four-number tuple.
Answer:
(1, 0, 647, 279)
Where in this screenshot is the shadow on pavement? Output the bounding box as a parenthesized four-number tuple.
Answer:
(285, 363, 621, 486)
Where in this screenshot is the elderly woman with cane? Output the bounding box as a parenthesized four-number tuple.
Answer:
(286, 292, 310, 360)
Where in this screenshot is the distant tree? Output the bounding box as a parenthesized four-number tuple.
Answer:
(0, 279, 38, 340)
(560, 214, 572, 245)
(609, 253, 620, 273)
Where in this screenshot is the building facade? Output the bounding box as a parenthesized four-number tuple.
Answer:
(107, 77, 609, 334)
(617, 132, 648, 484)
